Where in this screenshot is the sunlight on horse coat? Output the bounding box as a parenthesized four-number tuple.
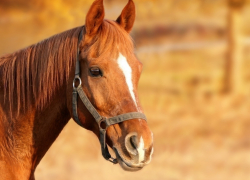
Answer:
(0, 0, 154, 179)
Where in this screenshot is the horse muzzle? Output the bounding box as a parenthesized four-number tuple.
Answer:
(113, 132, 154, 171)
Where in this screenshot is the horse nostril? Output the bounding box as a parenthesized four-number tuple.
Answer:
(130, 135, 138, 149)
(125, 133, 138, 155)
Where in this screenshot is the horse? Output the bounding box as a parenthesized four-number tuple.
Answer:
(0, 0, 154, 179)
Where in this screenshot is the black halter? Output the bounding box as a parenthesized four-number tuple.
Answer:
(72, 28, 147, 164)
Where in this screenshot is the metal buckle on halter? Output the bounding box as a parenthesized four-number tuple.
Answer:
(108, 157, 118, 164)
(73, 76, 82, 89)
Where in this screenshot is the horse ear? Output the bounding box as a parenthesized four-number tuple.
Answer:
(85, 0, 105, 36)
(116, 0, 136, 33)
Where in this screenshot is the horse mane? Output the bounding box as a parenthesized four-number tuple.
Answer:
(0, 20, 134, 117)
(0, 26, 82, 115)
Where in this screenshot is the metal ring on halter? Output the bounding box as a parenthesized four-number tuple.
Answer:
(98, 117, 108, 130)
(73, 76, 82, 89)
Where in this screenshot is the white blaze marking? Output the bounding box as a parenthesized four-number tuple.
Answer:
(117, 53, 137, 106)
(137, 136, 145, 162)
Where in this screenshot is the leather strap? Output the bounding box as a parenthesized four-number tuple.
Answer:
(106, 112, 147, 126)
(75, 30, 83, 76)
(75, 85, 102, 123)
(72, 89, 81, 126)
(72, 29, 85, 126)
(75, 85, 147, 125)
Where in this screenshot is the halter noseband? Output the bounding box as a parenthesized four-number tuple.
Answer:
(72, 28, 147, 164)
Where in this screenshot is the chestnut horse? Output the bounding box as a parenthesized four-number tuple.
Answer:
(0, 0, 153, 179)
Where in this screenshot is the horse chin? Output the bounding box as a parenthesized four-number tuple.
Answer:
(113, 147, 144, 172)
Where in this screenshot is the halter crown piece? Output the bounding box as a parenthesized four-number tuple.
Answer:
(72, 28, 147, 164)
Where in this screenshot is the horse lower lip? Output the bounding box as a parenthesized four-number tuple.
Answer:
(113, 147, 143, 170)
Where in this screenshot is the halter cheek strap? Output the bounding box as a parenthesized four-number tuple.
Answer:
(72, 28, 147, 164)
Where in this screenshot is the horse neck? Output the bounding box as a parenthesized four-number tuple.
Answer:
(0, 73, 72, 178)
(0, 27, 81, 178)
(31, 83, 71, 166)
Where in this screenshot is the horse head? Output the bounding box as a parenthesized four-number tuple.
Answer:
(68, 0, 154, 171)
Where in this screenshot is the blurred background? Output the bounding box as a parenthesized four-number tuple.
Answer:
(1, 0, 250, 179)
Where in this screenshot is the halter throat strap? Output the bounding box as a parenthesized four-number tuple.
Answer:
(72, 28, 147, 164)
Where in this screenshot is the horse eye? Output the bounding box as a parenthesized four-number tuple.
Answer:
(89, 67, 102, 77)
